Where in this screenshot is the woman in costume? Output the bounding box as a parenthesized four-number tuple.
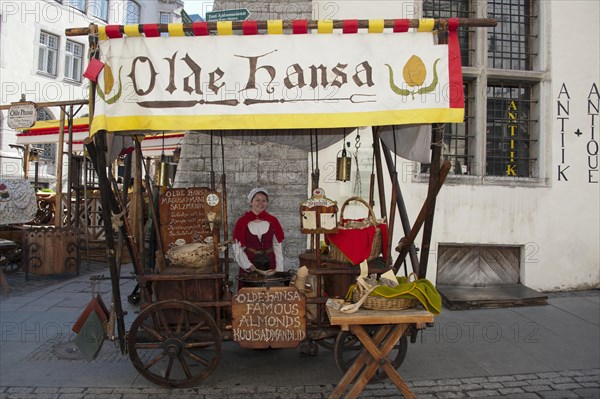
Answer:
(233, 188, 285, 285)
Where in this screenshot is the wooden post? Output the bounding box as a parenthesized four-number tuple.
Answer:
(397, 160, 451, 267)
(85, 132, 127, 353)
(371, 128, 387, 220)
(55, 107, 65, 227)
(417, 25, 450, 279)
(380, 141, 420, 274)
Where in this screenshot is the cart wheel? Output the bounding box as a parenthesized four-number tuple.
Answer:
(316, 336, 336, 351)
(127, 300, 221, 388)
(333, 325, 408, 381)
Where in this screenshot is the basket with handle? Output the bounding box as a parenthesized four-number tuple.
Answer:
(351, 273, 418, 311)
(165, 242, 214, 272)
(328, 197, 383, 263)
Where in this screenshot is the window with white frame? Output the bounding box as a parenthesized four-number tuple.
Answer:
(160, 12, 172, 24)
(67, 0, 86, 12)
(422, 0, 541, 180)
(90, 0, 109, 21)
(125, 0, 141, 24)
(38, 31, 59, 76)
(65, 40, 84, 82)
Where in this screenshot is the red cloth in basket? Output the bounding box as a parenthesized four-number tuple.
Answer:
(326, 219, 388, 265)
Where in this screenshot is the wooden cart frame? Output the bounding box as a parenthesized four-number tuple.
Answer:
(66, 17, 495, 391)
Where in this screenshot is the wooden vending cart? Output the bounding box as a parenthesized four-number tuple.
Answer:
(66, 17, 494, 394)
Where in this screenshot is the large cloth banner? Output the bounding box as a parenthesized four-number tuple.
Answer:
(91, 31, 464, 133)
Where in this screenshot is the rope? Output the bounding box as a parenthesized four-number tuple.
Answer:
(111, 209, 125, 230)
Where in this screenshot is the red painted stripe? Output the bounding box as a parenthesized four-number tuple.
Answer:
(393, 19, 410, 32)
(17, 125, 90, 136)
(192, 22, 209, 36)
(105, 25, 123, 38)
(242, 20, 258, 35)
(342, 19, 358, 34)
(143, 24, 160, 37)
(292, 20, 308, 34)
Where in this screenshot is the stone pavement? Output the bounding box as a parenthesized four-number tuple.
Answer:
(0, 263, 598, 399)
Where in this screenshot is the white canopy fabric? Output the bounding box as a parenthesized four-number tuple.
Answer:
(190, 124, 431, 163)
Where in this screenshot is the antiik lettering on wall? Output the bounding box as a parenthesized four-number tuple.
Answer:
(506, 101, 518, 176)
(587, 83, 599, 184)
(557, 83, 571, 181)
(556, 83, 599, 183)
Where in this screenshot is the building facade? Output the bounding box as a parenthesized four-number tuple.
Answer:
(179, 0, 598, 291)
(0, 0, 184, 180)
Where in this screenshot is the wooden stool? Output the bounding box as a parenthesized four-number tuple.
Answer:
(326, 307, 434, 399)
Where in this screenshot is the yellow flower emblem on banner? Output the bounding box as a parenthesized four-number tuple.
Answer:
(385, 56, 441, 98)
(97, 64, 123, 105)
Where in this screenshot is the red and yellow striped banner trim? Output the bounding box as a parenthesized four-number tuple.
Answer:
(95, 18, 459, 40)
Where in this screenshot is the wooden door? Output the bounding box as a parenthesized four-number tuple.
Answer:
(437, 245, 520, 286)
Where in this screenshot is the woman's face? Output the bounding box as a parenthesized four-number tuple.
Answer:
(250, 192, 268, 214)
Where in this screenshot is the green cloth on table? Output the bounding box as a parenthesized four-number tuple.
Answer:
(348, 276, 442, 315)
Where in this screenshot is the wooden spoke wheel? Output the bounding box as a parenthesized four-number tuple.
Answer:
(127, 300, 222, 388)
(316, 336, 336, 350)
(333, 325, 408, 381)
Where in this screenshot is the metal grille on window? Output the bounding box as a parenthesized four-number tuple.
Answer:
(487, 0, 538, 70)
(423, 0, 474, 66)
(486, 83, 538, 177)
(422, 83, 474, 175)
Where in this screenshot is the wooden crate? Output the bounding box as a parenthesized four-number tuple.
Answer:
(23, 227, 79, 275)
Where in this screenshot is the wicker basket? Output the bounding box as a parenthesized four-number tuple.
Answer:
(166, 242, 214, 272)
(351, 284, 417, 311)
(328, 197, 383, 263)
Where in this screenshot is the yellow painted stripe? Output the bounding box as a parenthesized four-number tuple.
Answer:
(168, 23, 185, 36)
(267, 20, 283, 34)
(90, 109, 464, 135)
(368, 19, 385, 33)
(318, 20, 333, 34)
(98, 26, 108, 41)
(217, 21, 233, 35)
(418, 18, 435, 32)
(123, 24, 141, 37)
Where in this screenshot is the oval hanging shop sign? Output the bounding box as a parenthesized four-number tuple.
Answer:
(7, 103, 36, 129)
(232, 287, 306, 349)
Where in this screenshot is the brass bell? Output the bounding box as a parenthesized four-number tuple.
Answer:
(336, 146, 352, 182)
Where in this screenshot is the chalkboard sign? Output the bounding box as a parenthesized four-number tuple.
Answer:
(159, 187, 221, 249)
(232, 287, 307, 349)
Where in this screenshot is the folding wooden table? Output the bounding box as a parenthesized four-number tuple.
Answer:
(326, 306, 434, 399)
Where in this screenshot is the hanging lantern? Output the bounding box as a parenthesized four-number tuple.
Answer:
(336, 143, 352, 182)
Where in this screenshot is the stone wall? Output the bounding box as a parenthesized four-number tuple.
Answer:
(212, 0, 312, 21)
(172, 0, 313, 281)
(174, 133, 308, 278)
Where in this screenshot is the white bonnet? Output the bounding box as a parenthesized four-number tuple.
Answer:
(247, 187, 269, 202)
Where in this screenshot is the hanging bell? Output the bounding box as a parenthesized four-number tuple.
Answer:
(336, 148, 352, 182)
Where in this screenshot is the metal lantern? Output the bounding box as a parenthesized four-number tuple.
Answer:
(336, 145, 352, 182)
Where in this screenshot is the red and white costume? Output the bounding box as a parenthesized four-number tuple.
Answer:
(233, 210, 285, 273)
